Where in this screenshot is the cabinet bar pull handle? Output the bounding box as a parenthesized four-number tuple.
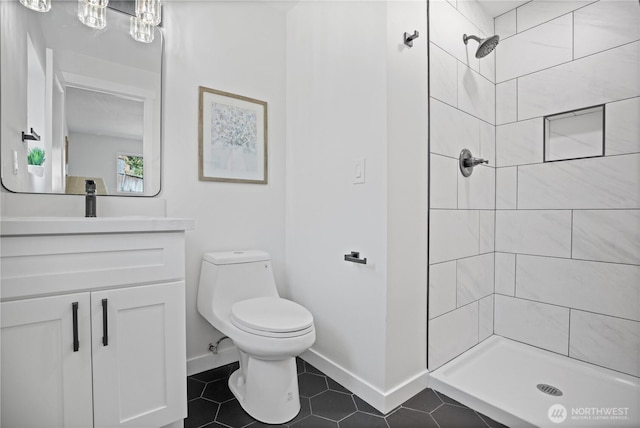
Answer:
(72, 302, 79, 352)
(102, 298, 108, 346)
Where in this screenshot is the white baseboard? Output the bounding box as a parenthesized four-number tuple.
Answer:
(188, 344, 428, 414)
(300, 347, 429, 415)
(187, 345, 240, 376)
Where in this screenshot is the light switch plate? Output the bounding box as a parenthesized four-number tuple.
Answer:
(354, 157, 365, 184)
(12, 150, 18, 175)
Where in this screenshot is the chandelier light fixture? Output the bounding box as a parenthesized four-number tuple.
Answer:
(135, 0, 161, 26)
(20, 0, 162, 43)
(19, 0, 51, 13)
(77, 0, 108, 30)
(129, 16, 155, 43)
(130, 0, 162, 43)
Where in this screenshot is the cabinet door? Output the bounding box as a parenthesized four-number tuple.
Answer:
(1, 293, 93, 428)
(91, 281, 187, 428)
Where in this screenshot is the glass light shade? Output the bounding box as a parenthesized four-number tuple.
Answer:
(78, 0, 107, 30)
(85, 0, 109, 7)
(135, 0, 161, 26)
(19, 0, 51, 13)
(130, 16, 155, 43)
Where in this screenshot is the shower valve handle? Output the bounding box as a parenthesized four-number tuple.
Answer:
(463, 157, 488, 168)
(459, 149, 487, 177)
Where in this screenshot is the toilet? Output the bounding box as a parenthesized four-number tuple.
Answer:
(197, 250, 315, 424)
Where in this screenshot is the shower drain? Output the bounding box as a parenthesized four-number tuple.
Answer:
(537, 384, 563, 396)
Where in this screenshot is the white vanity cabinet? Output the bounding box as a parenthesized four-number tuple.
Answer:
(1, 292, 94, 427)
(0, 217, 194, 428)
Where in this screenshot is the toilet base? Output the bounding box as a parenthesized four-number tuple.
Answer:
(228, 353, 301, 424)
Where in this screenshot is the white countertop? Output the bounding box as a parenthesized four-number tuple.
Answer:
(0, 216, 195, 236)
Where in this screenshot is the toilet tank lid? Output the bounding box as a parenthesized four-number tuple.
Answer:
(203, 250, 271, 265)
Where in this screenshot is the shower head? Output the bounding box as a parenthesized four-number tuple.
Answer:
(463, 34, 500, 58)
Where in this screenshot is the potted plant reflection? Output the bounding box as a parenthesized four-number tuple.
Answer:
(27, 147, 45, 177)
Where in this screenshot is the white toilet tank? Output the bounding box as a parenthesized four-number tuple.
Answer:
(197, 250, 279, 328)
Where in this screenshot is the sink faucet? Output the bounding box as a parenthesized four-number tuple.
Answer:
(85, 179, 97, 217)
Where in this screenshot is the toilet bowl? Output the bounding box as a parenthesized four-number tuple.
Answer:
(197, 250, 315, 424)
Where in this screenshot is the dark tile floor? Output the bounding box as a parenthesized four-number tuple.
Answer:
(186, 359, 508, 428)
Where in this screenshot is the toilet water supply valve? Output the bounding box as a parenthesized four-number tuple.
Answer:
(209, 336, 230, 354)
(459, 149, 488, 177)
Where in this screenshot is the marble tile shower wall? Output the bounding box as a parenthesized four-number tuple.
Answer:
(428, 0, 496, 370)
(493, 0, 640, 377)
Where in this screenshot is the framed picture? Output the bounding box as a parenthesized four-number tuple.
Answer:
(198, 86, 268, 184)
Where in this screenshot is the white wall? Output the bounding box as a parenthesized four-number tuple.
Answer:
(493, 0, 640, 377)
(161, 0, 288, 373)
(385, 0, 429, 394)
(286, 0, 428, 412)
(427, 0, 496, 370)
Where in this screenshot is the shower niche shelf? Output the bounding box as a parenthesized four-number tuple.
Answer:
(544, 105, 604, 162)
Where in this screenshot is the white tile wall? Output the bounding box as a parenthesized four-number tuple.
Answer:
(428, 0, 496, 369)
(496, 80, 517, 125)
(495, 118, 544, 167)
(574, 0, 640, 59)
(430, 209, 480, 264)
(517, 154, 640, 209)
(479, 295, 494, 341)
(458, 164, 495, 209)
(570, 310, 640, 377)
(496, 167, 517, 209)
(478, 50, 496, 83)
(606, 97, 640, 156)
(479, 121, 496, 165)
(430, 43, 458, 106)
(457, 0, 494, 38)
(486, 0, 640, 375)
(518, 41, 640, 120)
(430, 99, 480, 158)
(458, 62, 496, 124)
(496, 14, 573, 83)
(573, 210, 640, 265)
(430, 0, 481, 73)
(479, 210, 495, 253)
(494, 9, 516, 39)
(495, 252, 516, 296)
(495, 295, 570, 355)
(495, 210, 572, 257)
(429, 261, 457, 320)
(516, 0, 596, 33)
(457, 253, 494, 306)
(430, 154, 458, 209)
(516, 255, 640, 321)
(429, 302, 479, 369)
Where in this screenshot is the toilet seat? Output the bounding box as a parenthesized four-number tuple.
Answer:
(231, 297, 314, 338)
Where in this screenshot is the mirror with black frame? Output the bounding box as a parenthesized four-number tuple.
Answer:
(0, 0, 162, 196)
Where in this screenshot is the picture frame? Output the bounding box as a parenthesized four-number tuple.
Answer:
(198, 86, 268, 184)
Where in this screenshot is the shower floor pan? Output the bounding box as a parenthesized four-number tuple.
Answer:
(429, 336, 639, 427)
